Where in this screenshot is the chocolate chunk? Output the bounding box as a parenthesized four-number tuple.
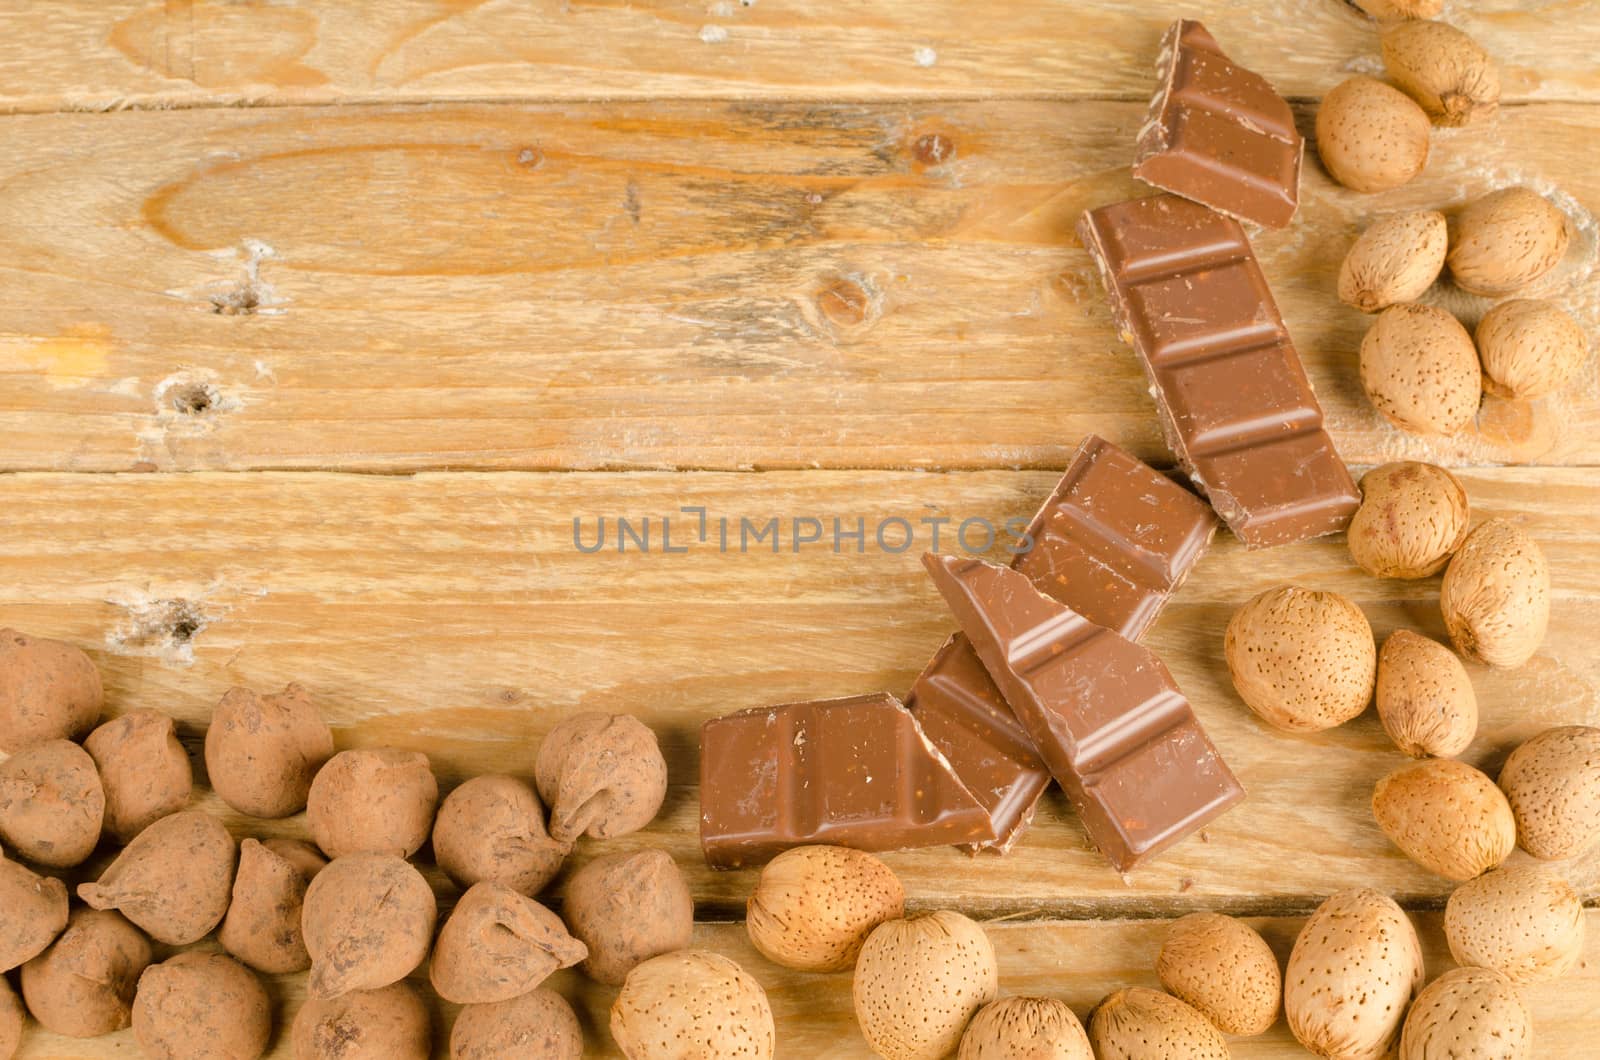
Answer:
(1078, 193, 1360, 547)
(922, 553, 1243, 871)
(906, 435, 1216, 852)
(1133, 19, 1303, 228)
(698, 692, 995, 869)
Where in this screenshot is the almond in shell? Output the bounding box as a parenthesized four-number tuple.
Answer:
(1372, 759, 1514, 880)
(1316, 77, 1431, 192)
(1338, 211, 1448, 312)
(1375, 631, 1477, 759)
(1089, 988, 1228, 1060)
(959, 996, 1092, 1060)
(747, 845, 905, 973)
(1156, 912, 1280, 1036)
(1347, 462, 1470, 580)
(1399, 966, 1531, 1059)
(1359, 304, 1481, 435)
(1381, 20, 1500, 126)
(1448, 188, 1569, 297)
(1225, 586, 1376, 732)
(1444, 864, 1585, 984)
(1286, 888, 1424, 1060)
(1498, 725, 1600, 860)
(1476, 298, 1589, 400)
(611, 950, 774, 1060)
(854, 910, 998, 1060)
(1440, 519, 1550, 669)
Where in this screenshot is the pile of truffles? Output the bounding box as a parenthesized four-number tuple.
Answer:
(0, 629, 684, 1060)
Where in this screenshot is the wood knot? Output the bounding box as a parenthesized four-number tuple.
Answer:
(912, 132, 956, 167)
(515, 146, 544, 169)
(169, 382, 218, 416)
(209, 284, 261, 315)
(817, 279, 871, 327)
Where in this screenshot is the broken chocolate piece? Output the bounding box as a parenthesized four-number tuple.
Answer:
(906, 434, 1216, 852)
(922, 552, 1243, 871)
(1133, 19, 1304, 229)
(1078, 193, 1360, 547)
(698, 692, 995, 869)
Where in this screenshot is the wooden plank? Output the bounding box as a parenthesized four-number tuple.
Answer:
(1, 467, 1595, 914)
(2, 1, 1598, 113)
(2, 100, 1597, 474)
(14, 911, 1600, 1058)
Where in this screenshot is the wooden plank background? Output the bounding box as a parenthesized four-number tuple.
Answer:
(2, 2, 1598, 1057)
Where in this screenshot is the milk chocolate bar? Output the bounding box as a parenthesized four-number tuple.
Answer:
(906, 434, 1216, 852)
(1133, 19, 1304, 228)
(923, 553, 1243, 871)
(1078, 194, 1359, 547)
(698, 692, 995, 869)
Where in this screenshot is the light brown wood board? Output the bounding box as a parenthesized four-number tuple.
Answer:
(1, 100, 1597, 472)
(2, 1, 1599, 1058)
(0, 468, 1595, 916)
(1, 1, 1598, 112)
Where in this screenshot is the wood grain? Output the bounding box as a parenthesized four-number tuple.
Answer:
(3, 1, 1599, 113)
(13, 911, 1600, 1058)
(1, 467, 1595, 914)
(2, 100, 1597, 474)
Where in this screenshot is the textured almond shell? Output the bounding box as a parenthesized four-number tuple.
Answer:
(1089, 988, 1228, 1060)
(429, 882, 586, 1005)
(1447, 188, 1570, 297)
(853, 910, 999, 1060)
(1376, 631, 1477, 758)
(1359, 304, 1481, 435)
(535, 713, 668, 842)
(1440, 520, 1550, 669)
(1348, 462, 1470, 580)
(1400, 966, 1531, 1059)
(132, 952, 271, 1060)
(432, 774, 568, 896)
(1445, 865, 1585, 984)
(307, 748, 439, 859)
(0, 629, 103, 752)
(78, 810, 237, 945)
(611, 950, 774, 1060)
(1372, 758, 1514, 880)
(1286, 888, 1424, 1060)
(1475, 298, 1589, 400)
(958, 996, 1092, 1060)
(302, 854, 437, 1001)
(746, 845, 905, 973)
(204, 683, 333, 819)
(1156, 912, 1281, 1036)
(451, 987, 581, 1060)
(0, 849, 70, 972)
(565, 848, 693, 986)
(84, 710, 192, 844)
(1225, 586, 1376, 732)
(0, 739, 105, 868)
(291, 981, 432, 1060)
(1498, 725, 1600, 860)
(1315, 77, 1431, 192)
(1338, 211, 1448, 312)
(20, 908, 152, 1039)
(1381, 20, 1500, 126)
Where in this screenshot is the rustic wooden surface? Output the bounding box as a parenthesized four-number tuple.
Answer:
(2, 99, 1598, 473)
(2, 2, 1598, 1057)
